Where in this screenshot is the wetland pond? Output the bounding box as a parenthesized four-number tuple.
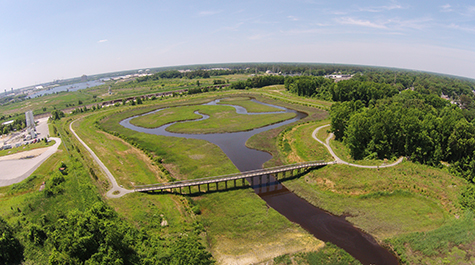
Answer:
(120, 99, 398, 265)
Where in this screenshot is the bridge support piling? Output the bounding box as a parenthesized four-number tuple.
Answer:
(259, 175, 262, 186)
(251, 177, 254, 186)
(225, 181, 227, 189)
(242, 178, 245, 186)
(207, 183, 210, 191)
(216, 182, 218, 190)
(189, 186, 191, 194)
(179, 187, 182, 194)
(234, 179, 236, 187)
(198, 185, 200, 193)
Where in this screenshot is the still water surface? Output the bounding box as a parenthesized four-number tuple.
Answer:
(120, 99, 398, 265)
(30, 80, 104, 98)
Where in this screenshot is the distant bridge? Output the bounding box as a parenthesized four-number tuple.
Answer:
(134, 160, 332, 194)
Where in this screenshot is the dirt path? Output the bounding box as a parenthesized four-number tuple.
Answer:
(69, 119, 134, 198)
(312, 124, 404, 168)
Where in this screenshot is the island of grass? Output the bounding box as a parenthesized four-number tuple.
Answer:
(129, 97, 296, 134)
(217, 96, 284, 112)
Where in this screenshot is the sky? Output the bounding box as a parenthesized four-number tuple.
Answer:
(1, 0, 474, 90)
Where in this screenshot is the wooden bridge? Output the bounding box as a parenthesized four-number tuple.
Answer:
(134, 160, 332, 194)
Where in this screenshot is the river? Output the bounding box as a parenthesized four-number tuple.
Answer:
(120, 99, 399, 265)
(30, 80, 104, 98)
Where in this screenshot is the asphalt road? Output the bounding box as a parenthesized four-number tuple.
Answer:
(0, 137, 61, 187)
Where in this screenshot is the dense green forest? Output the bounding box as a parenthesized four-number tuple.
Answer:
(284, 70, 475, 211)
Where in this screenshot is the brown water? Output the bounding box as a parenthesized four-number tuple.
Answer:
(120, 99, 399, 265)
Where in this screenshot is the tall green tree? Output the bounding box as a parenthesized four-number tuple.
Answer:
(0, 217, 24, 265)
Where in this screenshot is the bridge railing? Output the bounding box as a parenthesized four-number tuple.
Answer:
(134, 160, 327, 190)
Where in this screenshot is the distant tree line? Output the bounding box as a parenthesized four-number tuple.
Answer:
(0, 94, 28, 106)
(136, 69, 244, 83)
(0, 116, 26, 135)
(229, 75, 285, 90)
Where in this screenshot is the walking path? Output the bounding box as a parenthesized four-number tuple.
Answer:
(67, 120, 402, 198)
(69, 119, 134, 198)
(312, 124, 404, 168)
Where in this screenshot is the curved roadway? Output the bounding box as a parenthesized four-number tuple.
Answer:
(0, 137, 62, 187)
(312, 124, 404, 168)
(69, 119, 134, 198)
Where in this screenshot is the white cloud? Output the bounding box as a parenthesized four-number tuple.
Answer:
(358, 2, 403, 13)
(389, 17, 433, 30)
(337, 17, 387, 29)
(287, 15, 299, 21)
(330, 11, 348, 15)
(440, 4, 453, 12)
(447, 23, 475, 33)
(198, 10, 222, 17)
(98, 39, 108, 43)
(468, 6, 475, 15)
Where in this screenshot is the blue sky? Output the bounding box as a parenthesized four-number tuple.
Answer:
(1, 0, 474, 90)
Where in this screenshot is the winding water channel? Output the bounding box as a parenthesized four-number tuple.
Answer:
(120, 99, 398, 265)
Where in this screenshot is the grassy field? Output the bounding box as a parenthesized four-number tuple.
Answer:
(280, 120, 333, 164)
(130, 100, 296, 133)
(130, 106, 201, 128)
(0, 73, 250, 117)
(167, 105, 296, 134)
(0, 140, 56, 157)
(269, 111, 475, 263)
(95, 93, 327, 263)
(245, 98, 329, 169)
(217, 97, 283, 112)
(5, 83, 471, 263)
(254, 85, 333, 110)
(73, 111, 169, 189)
(329, 136, 399, 166)
(198, 189, 323, 264)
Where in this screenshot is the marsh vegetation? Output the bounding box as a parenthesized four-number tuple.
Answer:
(2, 64, 475, 264)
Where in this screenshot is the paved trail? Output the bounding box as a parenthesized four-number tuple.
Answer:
(70, 120, 134, 198)
(312, 124, 404, 168)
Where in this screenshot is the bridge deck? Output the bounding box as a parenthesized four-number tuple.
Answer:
(134, 160, 331, 192)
